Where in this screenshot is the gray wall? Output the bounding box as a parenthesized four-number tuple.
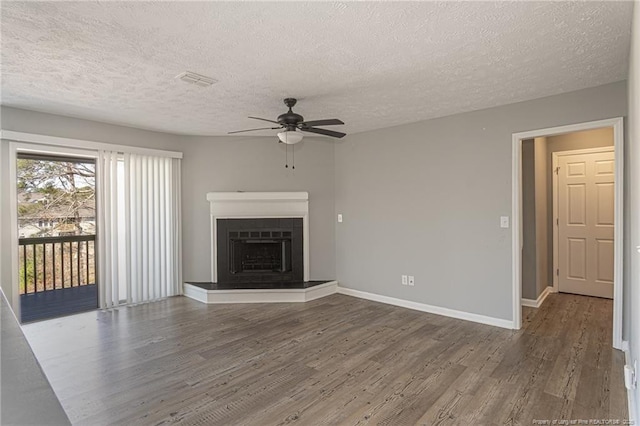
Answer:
(0, 80, 630, 325)
(0, 141, 11, 309)
(521, 136, 550, 301)
(1, 107, 183, 151)
(334, 81, 627, 321)
(626, 0, 639, 416)
(521, 139, 537, 300)
(0, 291, 70, 425)
(0, 107, 336, 316)
(533, 137, 548, 298)
(179, 135, 335, 282)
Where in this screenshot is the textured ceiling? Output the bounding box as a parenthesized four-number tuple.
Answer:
(1, 1, 633, 137)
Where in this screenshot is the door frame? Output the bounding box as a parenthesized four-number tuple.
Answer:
(511, 117, 624, 349)
(552, 146, 615, 294)
(8, 141, 99, 321)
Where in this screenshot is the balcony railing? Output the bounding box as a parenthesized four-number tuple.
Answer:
(19, 235, 96, 295)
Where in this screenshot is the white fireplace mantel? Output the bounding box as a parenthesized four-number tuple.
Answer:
(207, 192, 310, 282)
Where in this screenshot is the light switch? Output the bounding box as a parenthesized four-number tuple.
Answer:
(337, 214, 343, 223)
(500, 216, 510, 228)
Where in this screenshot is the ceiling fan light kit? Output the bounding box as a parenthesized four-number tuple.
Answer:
(277, 130, 304, 145)
(229, 98, 346, 168)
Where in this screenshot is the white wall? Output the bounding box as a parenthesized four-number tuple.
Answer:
(335, 81, 627, 322)
(626, 0, 639, 420)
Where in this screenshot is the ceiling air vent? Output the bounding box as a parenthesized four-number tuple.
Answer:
(176, 71, 217, 87)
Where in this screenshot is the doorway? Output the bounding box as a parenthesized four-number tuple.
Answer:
(16, 151, 98, 322)
(512, 117, 624, 349)
(553, 147, 615, 299)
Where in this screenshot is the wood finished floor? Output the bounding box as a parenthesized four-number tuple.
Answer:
(22, 293, 628, 425)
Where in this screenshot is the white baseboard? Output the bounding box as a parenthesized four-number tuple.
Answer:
(336, 287, 514, 329)
(183, 281, 338, 304)
(623, 342, 637, 425)
(521, 286, 552, 308)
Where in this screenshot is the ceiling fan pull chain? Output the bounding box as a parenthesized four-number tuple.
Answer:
(292, 144, 295, 170)
(285, 141, 289, 168)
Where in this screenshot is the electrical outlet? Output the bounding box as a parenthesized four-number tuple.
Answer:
(337, 214, 343, 223)
(401, 275, 408, 285)
(500, 216, 510, 228)
(408, 276, 415, 286)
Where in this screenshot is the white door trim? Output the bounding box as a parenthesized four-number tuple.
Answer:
(511, 117, 624, 349)
(552, 147, 615, 294)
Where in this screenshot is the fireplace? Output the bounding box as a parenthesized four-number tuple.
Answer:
(207, 192, 310, 283)
(186, 192, 337, 302)
(217, 218, 303, 283)
(231, 239, 290, 274)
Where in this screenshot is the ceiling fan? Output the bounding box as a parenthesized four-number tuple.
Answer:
(228, 98, 346, 144)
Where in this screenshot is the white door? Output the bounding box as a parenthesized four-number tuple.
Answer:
(557, 150, 614, 298)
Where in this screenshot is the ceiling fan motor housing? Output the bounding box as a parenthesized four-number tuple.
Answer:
(278, 98, 304, 129)
(229, 97, 346, 138)
(277, 112, 304, 125)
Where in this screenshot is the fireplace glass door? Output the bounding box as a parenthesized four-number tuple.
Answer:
(230, 239, 292, 274)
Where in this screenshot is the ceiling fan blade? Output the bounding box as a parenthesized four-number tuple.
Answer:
(248, 116, 279, 124)
(228, 127, 280, 134)
(301, 119, 344, 127)
(299, 126, 346, 138)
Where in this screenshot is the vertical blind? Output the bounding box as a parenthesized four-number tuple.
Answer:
(97, 150, 182, 308)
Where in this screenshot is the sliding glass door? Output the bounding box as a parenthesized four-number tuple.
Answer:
(16, 152, 98, 322)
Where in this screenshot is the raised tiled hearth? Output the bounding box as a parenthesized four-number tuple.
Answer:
(183, 280, 338, 304)
(183, 192, 336, 304)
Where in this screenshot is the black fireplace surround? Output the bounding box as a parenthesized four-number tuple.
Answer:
(216, 218, 303, 283)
